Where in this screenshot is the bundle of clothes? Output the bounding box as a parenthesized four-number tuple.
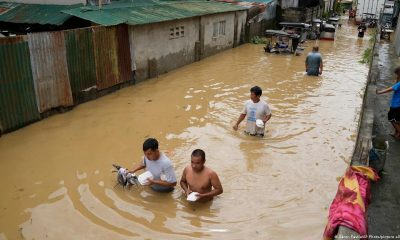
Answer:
(323, 166, 379, 240)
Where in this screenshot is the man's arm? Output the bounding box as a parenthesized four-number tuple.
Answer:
(319, 59, 323, 75)
(305, 56, 309, 71)
(148, 178, 177, 187)
(197, 171, 223, 199)
(148, 165, 177, 187)
(129, 164, 145, 174)
(376, 87, 393, 94)
(263, 113, 272, 123)
(180, 167, 191, 196)
(263, 104, 272, 123)
(233, 114, 246, 130)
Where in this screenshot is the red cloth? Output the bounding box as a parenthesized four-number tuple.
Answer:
(323, 166, 379, 240)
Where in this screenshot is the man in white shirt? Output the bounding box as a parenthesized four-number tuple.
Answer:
(130, 138, 177, 192)
(233, 86, 272, 137)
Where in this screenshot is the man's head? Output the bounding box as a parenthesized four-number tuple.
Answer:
(143, 138, 160, 161)
(394, 66, 400, 80)
(191, 149, 206, 172)
(250, 86, 262, 103)
(312, 46, 319, 52)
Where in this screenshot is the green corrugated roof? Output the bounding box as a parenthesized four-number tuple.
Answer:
(241, 0, 273, 4)
(63, 0, 246, 26)
(0, 2, 83, 26)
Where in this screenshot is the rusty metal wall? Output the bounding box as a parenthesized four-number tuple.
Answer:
(0, 24, 134, 133)
(64, 27, 97, 103)
(28, 31, 73, 113)
(116, 24, 133, 83)
(92, 26, 120, 90)
(0, 36, 40, 133)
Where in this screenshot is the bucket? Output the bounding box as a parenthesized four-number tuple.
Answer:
(369, 138, 389, 173)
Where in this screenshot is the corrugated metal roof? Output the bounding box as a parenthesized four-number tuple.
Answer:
(223, 0, 274, 4)
(0, 2, 83, 26)
(0, 36, 40, 133)
(63, 0, 246, 26)
(28, 31, 73, 112)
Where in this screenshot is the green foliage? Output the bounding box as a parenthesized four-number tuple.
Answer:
(369, 28, 378, 44)
(360, 47, 372, 64)
(334, 3, 344, 15)
(360, 29, 377, 64)
(250, 36, 268, 44)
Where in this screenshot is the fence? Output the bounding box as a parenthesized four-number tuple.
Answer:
(0, 25, 133, 134)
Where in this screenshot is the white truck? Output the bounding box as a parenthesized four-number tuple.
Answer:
(354, 0, 388, 23)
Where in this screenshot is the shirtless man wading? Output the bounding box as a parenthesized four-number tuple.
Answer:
(180, 149, 223, 202)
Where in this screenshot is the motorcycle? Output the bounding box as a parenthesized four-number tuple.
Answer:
(112, 164, 140, 188)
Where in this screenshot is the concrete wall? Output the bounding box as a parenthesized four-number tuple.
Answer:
(129, 11, 247, 81)
(201, 11, 246, 58)
(394, 16, 400, 56)
(1, 0, 85, 4)
(129, 18, 199, 81)
(279, 0, 299, 9)
(247, 19, 277, 40)
(324, 0, 334, 12)
(281, 6, 322, 22)
(263, 0, 277, 21)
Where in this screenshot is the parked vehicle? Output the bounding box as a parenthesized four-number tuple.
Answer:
(328, 17, 340, 27)
(354, 0, 385, 23)
(380, 23, 394, 40)
(279, 22, 311, 41)
(264, 30, 303, 55)
(380, 4, 394, 28)
(361, 13, 378, 27)
(310, 19, 322, 39)
(320, 23, 336, 40)
(311, 19, 335, 40)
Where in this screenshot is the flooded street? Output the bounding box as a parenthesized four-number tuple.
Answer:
(0, 20, 370, 239)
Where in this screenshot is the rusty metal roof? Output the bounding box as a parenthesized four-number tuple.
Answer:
(63, 0, 246, 26)
(0, 2, 83, 26)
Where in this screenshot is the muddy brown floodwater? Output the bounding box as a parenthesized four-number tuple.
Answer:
(0, 19, 370, 240)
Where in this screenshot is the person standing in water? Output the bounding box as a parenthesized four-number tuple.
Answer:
(233, 86, 272, 137)
(305, 46, 323, 76)
(129, 138, 177, 192)
(180, 149, 223, 202)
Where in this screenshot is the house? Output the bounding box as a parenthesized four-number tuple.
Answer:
(277, 0, 323, 23)
(0, 0, 247, 133)
(0, 0, 85, 4)
(63, 0, 247, 81)
(216, 0, 278, 40)
(0, 2, 91, 34)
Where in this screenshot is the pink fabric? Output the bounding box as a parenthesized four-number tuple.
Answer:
(323, 166, 379, 240)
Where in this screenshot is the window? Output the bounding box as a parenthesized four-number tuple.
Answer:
(219, 21, 226, 35)
(169, 26, 184, 39)
(213, 22, 218, 38)
(213, 20, 226, 39)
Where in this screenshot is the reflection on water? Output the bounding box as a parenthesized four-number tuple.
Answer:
(0, 19, 370, 239)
